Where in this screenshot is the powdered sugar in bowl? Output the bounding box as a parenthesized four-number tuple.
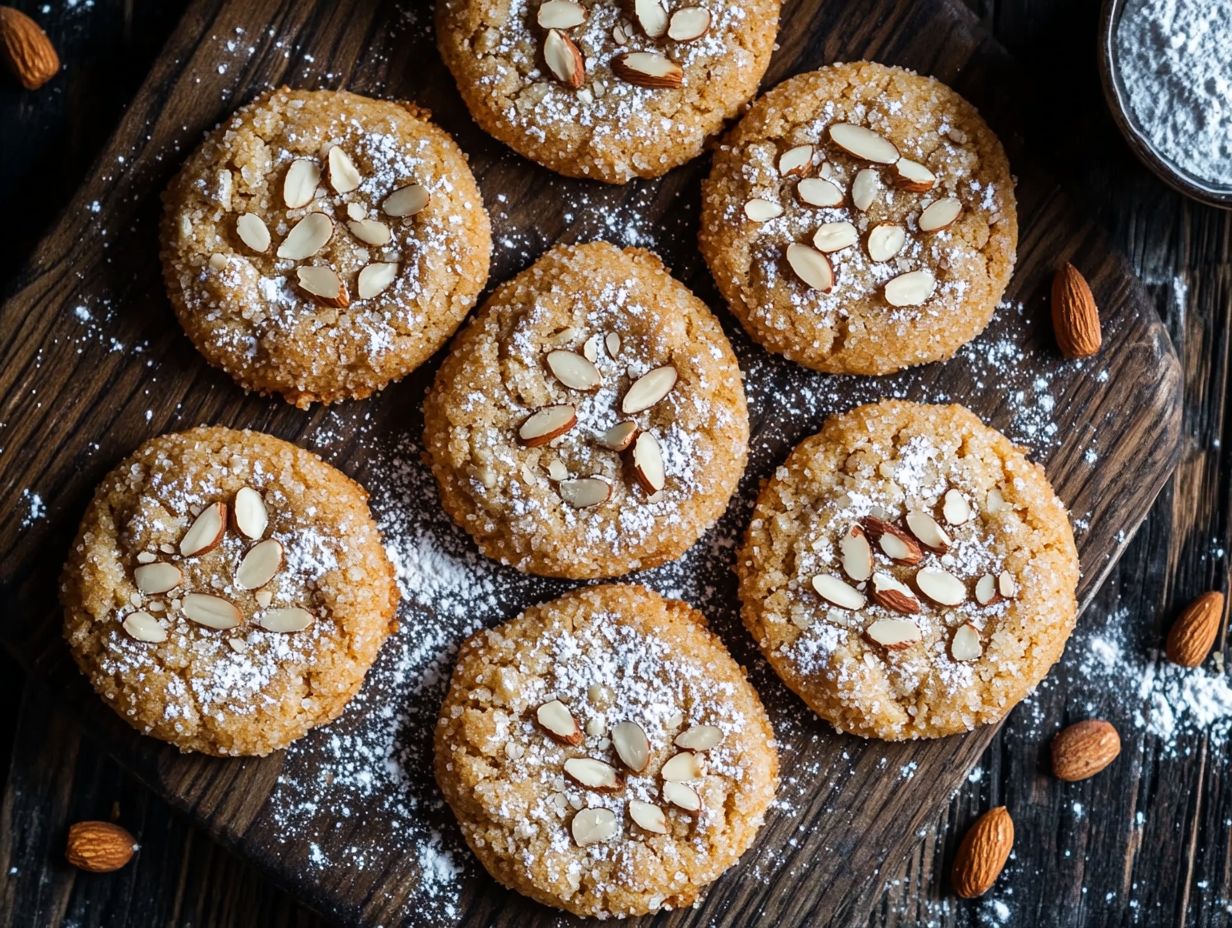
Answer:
(1100, 0, 1232, 208)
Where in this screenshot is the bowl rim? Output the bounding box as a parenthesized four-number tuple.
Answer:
(1098, 0, 1232, 210)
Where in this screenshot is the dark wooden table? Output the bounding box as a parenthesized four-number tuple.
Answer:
(1, 1, 1227, 926)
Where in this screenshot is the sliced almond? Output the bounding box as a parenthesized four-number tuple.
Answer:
(358, 262, 399, 300)
(546, 459, 569, 481)
(611, 720, 651, 773)
(744, 197, 783, 222)
(951, 623, 983, 661)
(839, 523, 874, 582)
(942, 488, 974, 525)
(605, 331, 621, 358)
(582, 334, 600, 362)
(891, 158, 937, 192)
(571, 808, 617, 846)
(597, 420, 639, 452)
(536, 699, 583, 744)
(382, 183, 430, 218)
(133, 562, 182, 595)
(628, 800, 668, 834)
(296, 266, 349, 307)
(663, 781, 701, 813)
(785, 243, 834, 291)
(630, 431, 665, 494)
(326, 145, 361, 193)
(546, 350, 602, 391)
(797, 177, 844, 208)
(544, 28, 585, 88)
(998, 571, 1018, 599)
(905, 510, 952, 552)
(123, 611, 167, 643)
(829, 123, 900, 164)
(916, 568, 967, 606)
(867, 223, 906, 262)
(347, 218, 392, 246)
(919, 197, 963, 233)
(633, 0, 668, 37)
(860, 516, 922, 565)
(559, 477, 610, 508)
(778, 144, 815, 177)
(813, 221, 858, 253)
(851, 168, 880, 211)
(884, 269, 936, 307)
(537, 0, 586, 29)
(667, 6, 711, 42)
(812, 574, 866, 610)
(236, 538, 283, 590)
(865, 617, 922, 649)
(622, 365, 678, 414)
(611, 51, 682, 89)
(346, 202, 366, 221)
(870, 571, 920, 614)
(564, 757, 622, 791)
(975, 574, 1000, 606)
(986, 488, 1009, 514)
(282, 159, 320, 209)
(236, 213, 270, 253)
(181, 592, 242, 630)
(518, 405, 577, 446)
(675, 724, 722, 751)
(180, 502, 226, 557)
(661, 751, 701, 781)
(257, 607, 314, 632)
(233, 487, 268, 540)
(277, 212, 334, 260)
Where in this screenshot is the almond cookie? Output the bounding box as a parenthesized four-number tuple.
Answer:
(700, 61, 1018, 374)
(61, 426, 399, 756)
(435, 583, 778, 917)
(160, 87, 491, 408)
(738, 401, 1078, 740)
(423, 241, 749, 579)
(435, 0, 781, 184)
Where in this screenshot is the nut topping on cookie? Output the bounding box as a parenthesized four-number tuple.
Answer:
(905, 510, 952, 552)
(942, 488, 974, 525)
(918, 197, 963, 233)
(812, 574, 866, 610)
(870, 572, 921, 614)
(997, 570, 1018, 599)
(236, 538, 284, 590)
(233, 486, 268, 539)
(851, 168, 880, 211)
(181, 592, 243, 630)
(883, 269, 937, 307)
(133, 562, 183, 595)
(559, 476, 611, 508)
(866, 223, 906, 262)
(381, 183, 430, 218)
(864, 617, 922, 649)
(975, 573, 1000, 606)
(744, 197, 784, 222)
(612, 51, 683, 89)
(661, 751, 702, 781)
(122, 611, 167, 643)
(564, 757, 623, 791)
(628, 799, 669, 834)
(518, 405, 578, 446)
(675, 724, 722, 751)
(546, 349, 602, 391)
(785, 243, 835, 291)
(828, 123, 900, 164)
(667, 6, 711, 42)
(256, 607, 314, 632)
(536, 699, 584, 745)
(860, 516, 923, 565)
(951, 623, 983, 661)
(839, 523, 874, 582)
(633, 0, 669, 37)
(891, 157, 937, 192)
(544, 28, 585, 89)
(357, 262, 399, 300)
(621, 364, 678, 414)
(915, 567, 967, 606)
(326, 145, 362, 193)
(277, 212, 334, 260)
(571, 808, 618, 846)
(797, 177, 845, 208)
(630, 431, 666, 494)
(236, 213, 271, 253)
(597, 420, 639, 452)
(778, 144, 815, 177)
(282, 159, 321, 209)
(537, 0, 587, 30)
(296, 266, 350, 307)
(662, 781, 701, 812)
(347, 218, 392, 246)
(604, 331, 622, 358)
(180, 502, 227, 557)
(611, 720, 651, 772)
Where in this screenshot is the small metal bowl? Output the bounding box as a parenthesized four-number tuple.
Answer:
(1099, 0, 1232, 209)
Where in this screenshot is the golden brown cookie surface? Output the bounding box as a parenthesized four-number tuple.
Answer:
(424, 241, 749, 579)
(738, 401, 1078, 740)
(701, 61, 1017, 374)
(160, 88, 491, 407)
(435, 0, 781, 183)
(61, 426, 399, 756)
(434, 584, 778, 917)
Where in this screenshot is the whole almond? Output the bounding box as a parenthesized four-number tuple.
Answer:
(1050, 719, 1121, 782)
(0, 6, 59, 90)
(65, 820, 137, 873)
(1165, 591, 1225, 667)
(1051, 262, 1101, 358)
(951, 806, 1014, 898)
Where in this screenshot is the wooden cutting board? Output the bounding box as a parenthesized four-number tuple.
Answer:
(0, 0, 1182, 925)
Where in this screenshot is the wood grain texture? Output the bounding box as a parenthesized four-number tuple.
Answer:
(0, 0, 1202, 926)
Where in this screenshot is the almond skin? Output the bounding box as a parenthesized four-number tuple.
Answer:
(1051, 262, 1101, 358)
(1050, 719, 1121, 782)
(951, 806, 1014, 898)
(65, 820, 137, 873)
(0, 6, 60, 90)
(1165, 591, 1225, 667)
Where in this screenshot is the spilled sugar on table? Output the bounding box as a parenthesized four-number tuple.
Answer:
(0, 0, 1183, 925)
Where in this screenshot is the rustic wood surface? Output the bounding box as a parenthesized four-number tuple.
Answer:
(0, 0, 1224, 926)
